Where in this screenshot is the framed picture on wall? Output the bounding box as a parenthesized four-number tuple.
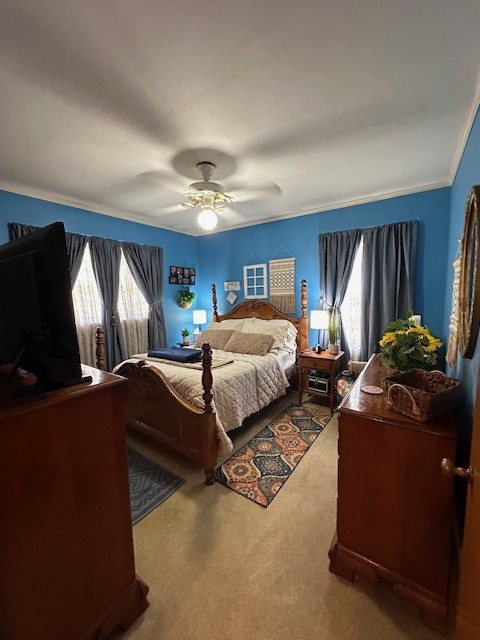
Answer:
(224, 281, 241, 291)
(169, 266, 196, 285)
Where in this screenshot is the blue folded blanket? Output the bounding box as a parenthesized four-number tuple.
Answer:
(147, 346, 202, 363)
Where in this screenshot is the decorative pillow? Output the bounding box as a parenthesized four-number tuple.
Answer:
(193, 329, 234, 350)
(239, 321, 289, 355)
(224, 331, 273, 356)
(243, 318, 298, 353)
(205, 319, 245, 331)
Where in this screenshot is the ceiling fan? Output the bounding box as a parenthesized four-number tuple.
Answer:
(183, 161, 234, 231)
(160, 157, 282, 231)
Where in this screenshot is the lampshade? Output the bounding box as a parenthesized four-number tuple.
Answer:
(193, 309, 207, 325)
(198, 207, 218, 231)
(310, 310, 329, 330)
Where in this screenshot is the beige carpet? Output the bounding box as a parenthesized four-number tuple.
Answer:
(122, 391, 449, 640)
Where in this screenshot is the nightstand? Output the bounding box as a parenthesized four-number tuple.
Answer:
(297, 349, 344, 410)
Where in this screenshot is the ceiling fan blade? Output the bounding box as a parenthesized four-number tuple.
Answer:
(137, 169, 186, 189)
(227, 181, 282, 202)
(214, 205, 236, 218)
(155, 203, 189, 214)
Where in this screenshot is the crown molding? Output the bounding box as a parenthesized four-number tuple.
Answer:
(448, 67, 480, 184)
(196, 180, 450, 235)
(0, 181, 197, 236)
(0, 179, 451, 238)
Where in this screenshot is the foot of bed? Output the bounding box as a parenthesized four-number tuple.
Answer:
(205, 470, 214, 485)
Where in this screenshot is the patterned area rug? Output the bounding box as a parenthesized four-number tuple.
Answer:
(214, 403, 332, 507)
(127, 448, 185, 524)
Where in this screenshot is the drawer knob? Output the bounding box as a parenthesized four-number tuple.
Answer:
(440, 458, 473, 483)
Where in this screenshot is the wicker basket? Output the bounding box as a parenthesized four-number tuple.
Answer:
(382, 369, 462, 422)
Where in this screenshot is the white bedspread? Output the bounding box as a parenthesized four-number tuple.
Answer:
(116, 350, 289, 455)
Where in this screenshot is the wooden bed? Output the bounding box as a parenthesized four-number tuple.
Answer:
(95, 280, 308, 484)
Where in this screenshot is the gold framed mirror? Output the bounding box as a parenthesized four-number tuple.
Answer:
(458, 185, 480, 358)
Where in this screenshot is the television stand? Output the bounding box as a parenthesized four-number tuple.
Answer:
(9, 370, 93, 398)
(0, 364, 149, 639)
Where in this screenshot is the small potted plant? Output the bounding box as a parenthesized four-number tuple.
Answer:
(177, 286, 196, 309)
(328, 308, 341, 355)
(181, 327, 191, 346)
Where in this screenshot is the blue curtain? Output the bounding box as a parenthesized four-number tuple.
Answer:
(89, 236, 126, 370)
(360, 220, 418, 360)
(319, 229, 362, 359)
(122, 242, 166, 350)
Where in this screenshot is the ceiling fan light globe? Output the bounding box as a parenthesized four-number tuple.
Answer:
(198, 208, 218, 231)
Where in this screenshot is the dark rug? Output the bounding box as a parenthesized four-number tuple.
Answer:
(214, 403, 332, 507)
(127, 448, 185, 524)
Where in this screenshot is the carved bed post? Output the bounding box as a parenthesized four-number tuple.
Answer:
(201, 343, 213, 412)
(201, 343, 217, 485)
(95, 326, 106, 371)
(298, 279, 309, 352)
(301, 278, 308, 318)
(212, 283, 219, 321)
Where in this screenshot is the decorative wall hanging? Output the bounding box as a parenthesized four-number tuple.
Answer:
(224, 281, 241, 291)
(269, 246, 295, 313)
(243, 263, 268, 299)
(226, 291, 237, 305)
(169, 266, 195, 285)
(458, 185, 480, 358)
(446, 242, 461, 372)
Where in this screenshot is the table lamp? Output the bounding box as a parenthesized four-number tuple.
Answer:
(193, 309, 207, 335)
(310, 310, 329, 352)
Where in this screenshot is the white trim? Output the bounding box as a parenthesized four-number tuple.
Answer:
(448, 68, 480, 184)
(0, 178, 450, 237)
(0, 180, 197, 236)
(197, 180, 450, 235)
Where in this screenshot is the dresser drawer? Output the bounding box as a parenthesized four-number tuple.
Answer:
(299, 357, 331, 373)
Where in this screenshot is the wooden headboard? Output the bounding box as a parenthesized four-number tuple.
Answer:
(211, 279, 309, 354)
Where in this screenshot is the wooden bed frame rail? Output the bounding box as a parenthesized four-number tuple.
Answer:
(94, 280, 309, 483)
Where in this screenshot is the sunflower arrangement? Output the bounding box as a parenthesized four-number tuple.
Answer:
(379, 316, 442, 371)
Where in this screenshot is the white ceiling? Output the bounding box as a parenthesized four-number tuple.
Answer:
(1, 1, 480, 235)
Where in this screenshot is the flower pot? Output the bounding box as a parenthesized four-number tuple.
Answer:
(328, 343, 339, 355)
(178, 302, 192, 309)
(182, 336, 190, 345)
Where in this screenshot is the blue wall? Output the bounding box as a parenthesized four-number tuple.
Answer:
(0, 190, 199, 347)
(0, 182, 454, 362)
(444, 105, 480, 427)
(197, 188, 451, 348)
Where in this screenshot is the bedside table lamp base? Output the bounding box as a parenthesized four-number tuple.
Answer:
(310, 310, 329, 355)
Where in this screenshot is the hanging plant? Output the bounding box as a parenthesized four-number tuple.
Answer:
(177, 286, 196, 308)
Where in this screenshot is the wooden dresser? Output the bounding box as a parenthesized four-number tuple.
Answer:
(0, 366, 148, 640)
(329, 355, 456, 633)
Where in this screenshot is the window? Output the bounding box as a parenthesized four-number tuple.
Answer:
(117, 251, 149, 357)
(243, 263, 268, 299)
(72, 244, 103, 367)
(72, 245, 149, 366)
(340, 238, 363, 361)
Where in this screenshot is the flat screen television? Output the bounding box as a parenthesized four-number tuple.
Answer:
(0, 221, 90, 395)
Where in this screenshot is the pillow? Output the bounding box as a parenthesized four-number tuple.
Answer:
(243, 318, 298, 353)
(224, 331, 273, 356)
(193, 329, 235, 350)
(239, 320, 289, 355)
(206, 319, 245, 331)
